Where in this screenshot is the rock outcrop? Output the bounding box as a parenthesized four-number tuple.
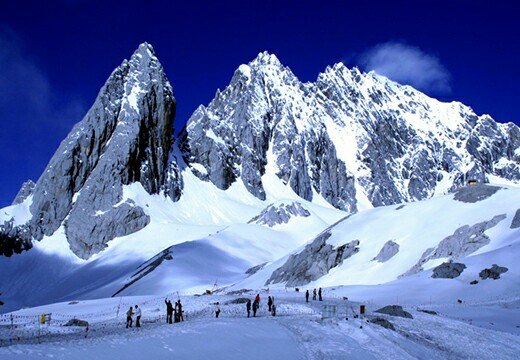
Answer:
(375, 305, 413, 319)
(248, 202, 310, 227)
(453, 184, 502, 203)
(11, 180, 35, 205)
(431, 262, 466, 279)
(266, 230, 360, 286)
(373, 240, 399, 262)
(511, 209, 520, 229)
(402, 214, 506, 276)
(479, 264, 508, 280)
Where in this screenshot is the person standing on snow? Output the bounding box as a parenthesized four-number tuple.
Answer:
(267, 296, 273, 312)
(165, 299, 174, 324)
(318, 288, 323, 301)
(177, 300, 184, 321)
(135, 305, 142, 327)
(313, 288, 317, 301)
(246, 299, 251, 318)
(271, 297, 276, 317)
(252, 300, 259, 317)
(126, 306, 134, 328)
(215, 302, 221, 318)
(255, 293, 261, 305)
(305, 290, 309, 303)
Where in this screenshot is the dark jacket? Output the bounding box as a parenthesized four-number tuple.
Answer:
(165, 300, 174, 314)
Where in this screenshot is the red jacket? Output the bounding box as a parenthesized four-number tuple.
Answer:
(255, 294, 260, 303)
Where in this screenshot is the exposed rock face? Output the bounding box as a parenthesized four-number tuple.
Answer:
(431, 262, 466, 279)
(266, 230, 360, 286)
(0, 220, 31, 257)
(1, 43, 179, 259)
(511, 209, 520, 229)
(431, 214, 506, 259)
(453, 184, 502, 203)
(479, 264, 508, 280)
(245, 263, 267, 275)
(11, 180, 35, 205)
(248, 202, 310, 227)
(375, 305, 413, 319)
(402, 214, 506, 276)
(181, 54, 357, 212)
(181, 53, 520, 212)
(373, 240, 399, 262)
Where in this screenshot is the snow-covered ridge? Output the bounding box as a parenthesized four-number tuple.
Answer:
(183, 50, 520, 214)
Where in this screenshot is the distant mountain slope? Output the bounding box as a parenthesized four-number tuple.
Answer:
(237, 184, 520, 294)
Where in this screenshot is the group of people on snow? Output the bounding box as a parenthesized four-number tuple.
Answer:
(165, 299, 184, 324)
(126, 288, 324, 328)
(305, 288, 323, 302)
(126, 304, 142, 328)
(245, 294, 276, 318)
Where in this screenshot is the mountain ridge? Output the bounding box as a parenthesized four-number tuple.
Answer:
(1, 42, 519, 262)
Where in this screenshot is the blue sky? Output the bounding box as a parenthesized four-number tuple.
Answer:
(0, 0, 518, 206)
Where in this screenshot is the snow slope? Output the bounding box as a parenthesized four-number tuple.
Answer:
(0, 169, 345, 312)
(237, 184, 520, 298)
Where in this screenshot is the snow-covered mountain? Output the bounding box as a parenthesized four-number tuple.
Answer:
(1, 43, 519, 312)
(182, 51, 520, 212)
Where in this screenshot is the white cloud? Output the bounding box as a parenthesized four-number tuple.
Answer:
(357, 42, 451, 94)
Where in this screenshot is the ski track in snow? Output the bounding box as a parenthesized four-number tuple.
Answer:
(1, 291, 519, 359)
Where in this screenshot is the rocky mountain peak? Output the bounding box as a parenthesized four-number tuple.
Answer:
(1, 43, 178, 259)
(250, 51, 282, 67)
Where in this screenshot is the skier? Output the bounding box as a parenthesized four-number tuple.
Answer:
(165, 299, 174, 324)
(135, 305, 142, 328)
(313, 288, 317, 301)
(126, 306, 134, 328)
(246, 299, 251, 318)
(267, 296, 273, 312)
(215, 302, 221, 318)
(318, 288, 322, 301)
(177, 300, 184, 321)
(252, 300, 258, 317)
(305, 290, 309, 303)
